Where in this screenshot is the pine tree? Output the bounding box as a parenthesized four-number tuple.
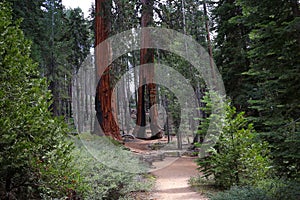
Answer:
(7, 0, 45, 63)
(212, 0, 251, 111)
(196, 95, 270, 189)
(66, 8, 91, 73)
(239, 0, 300, 178)
(8, 0, 91, 118)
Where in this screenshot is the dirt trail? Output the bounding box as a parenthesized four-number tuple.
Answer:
(151, 157, 208, 200)
(124, 139, 207, 199)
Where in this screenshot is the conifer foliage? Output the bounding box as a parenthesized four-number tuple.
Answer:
(7, 0, 91, 118)
(213, 0, 300, 179)
(239, 0, 300, 178)
(0, 2, 84, 198)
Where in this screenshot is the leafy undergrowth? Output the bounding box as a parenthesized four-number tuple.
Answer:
(190, 176, 300, 200)
(126, 191, 153, 200)
(71, 133, 154, 199)
(189, 175, 221, 196)
(210, 186, 270, 200)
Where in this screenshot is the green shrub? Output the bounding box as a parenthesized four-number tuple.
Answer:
(271, 180, 300, 200)
(211, 186, 270, 200)
(0, 2, 86, 198)
(196, 95, 270, 189)
(256, 179, 300, 200)
(211, 179, 300, 200)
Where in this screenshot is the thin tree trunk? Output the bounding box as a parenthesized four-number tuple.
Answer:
(68, 77, 72, 122)
(133, 54, 138, 109)
(122, 70, 130, 133)
(89, 67, 94, 131)
(95, 0, 121, 140)
(125, 64, 132, 133)
(203, 0, 215, 84)
(75, 76, 82, 133)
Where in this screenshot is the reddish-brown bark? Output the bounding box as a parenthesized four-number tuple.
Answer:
(134, 0, 161, 137)
(95, 0, 121, 141)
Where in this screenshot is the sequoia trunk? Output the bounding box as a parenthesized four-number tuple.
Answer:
(95, 0, 121, 140)
(134, 0, 162, 137)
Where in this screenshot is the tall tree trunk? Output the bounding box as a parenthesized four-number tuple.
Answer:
(75, 76, 82, 133)
(95, 0, 121, 141)
(203, 0, 215, 85)
(134, 0, 161, 138)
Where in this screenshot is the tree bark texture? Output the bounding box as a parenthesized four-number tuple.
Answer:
(134, 0, 162, 137)
(95, 0, 121, 140)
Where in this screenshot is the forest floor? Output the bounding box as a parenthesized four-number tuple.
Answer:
(125, 138, 209, 200)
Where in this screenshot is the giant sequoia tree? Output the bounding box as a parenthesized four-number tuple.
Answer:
(95, 0, 121, 140)
(133, 0, 162, 138)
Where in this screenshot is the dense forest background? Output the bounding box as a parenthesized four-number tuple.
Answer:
(0, 0, 299, 199)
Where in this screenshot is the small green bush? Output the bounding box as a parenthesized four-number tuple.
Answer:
(196, 94, 270, 189)
(211, 186, 270, 200)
